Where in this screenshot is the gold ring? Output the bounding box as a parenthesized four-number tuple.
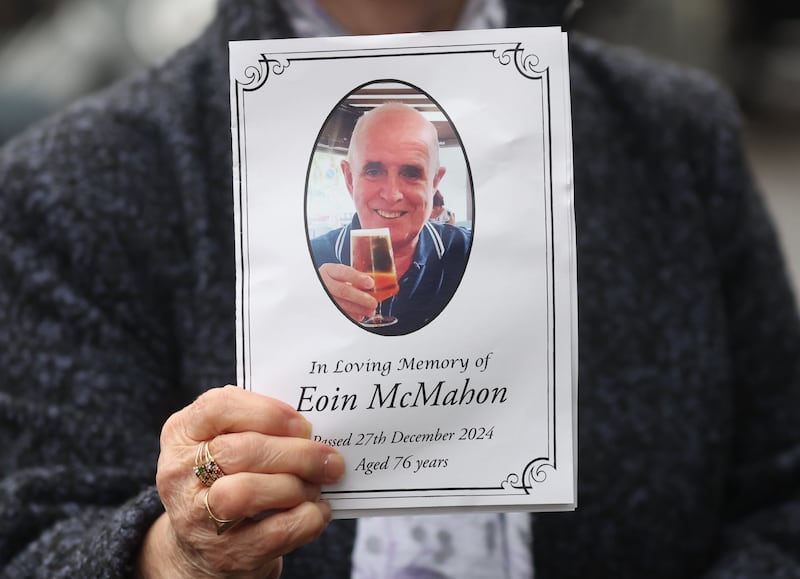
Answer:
(193, 441, 225, 487)
(203, 489, 243, 535)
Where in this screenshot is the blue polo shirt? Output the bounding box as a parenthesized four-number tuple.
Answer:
(310, 216, 471, 335)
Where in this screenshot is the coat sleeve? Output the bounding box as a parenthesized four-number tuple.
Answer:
(696, 81, 800, 578)
(0, 94, 183, 577)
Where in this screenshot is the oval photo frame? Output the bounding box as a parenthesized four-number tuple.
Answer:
(305, 80, 475, 336)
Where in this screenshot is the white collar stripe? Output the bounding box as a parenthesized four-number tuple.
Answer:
(335, 226, 348, 262)
(425, 221, 445, 260)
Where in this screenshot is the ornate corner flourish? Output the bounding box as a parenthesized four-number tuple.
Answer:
(236, 55, 292, 93)
(501, 457, 556, 494)
(492, 43, 546, 80)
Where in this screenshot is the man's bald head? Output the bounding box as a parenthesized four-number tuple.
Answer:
(347, 102, 441, 169)
(341, 101, 447, 255)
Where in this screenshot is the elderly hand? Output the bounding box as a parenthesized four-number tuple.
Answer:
(318, 262, 378, 322)
(136, 386, 345, 579)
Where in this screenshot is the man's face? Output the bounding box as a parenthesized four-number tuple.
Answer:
(342, 107, 445, 253)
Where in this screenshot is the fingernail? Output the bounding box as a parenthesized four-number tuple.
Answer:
(319, 499, 333, 524)
(363, 275, 375, 289)
(289, 416, 312, 438)
(304, 484, 322, 502)
(323, 452, 345, 483)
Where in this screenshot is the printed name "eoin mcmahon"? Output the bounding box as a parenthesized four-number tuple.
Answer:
(296, 378, 508, 412)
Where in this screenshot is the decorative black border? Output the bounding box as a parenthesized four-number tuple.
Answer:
(302, 78, 476, 336)
(233, 40, 560, 498)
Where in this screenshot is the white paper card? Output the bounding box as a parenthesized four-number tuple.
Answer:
(230, 27, 577, 517)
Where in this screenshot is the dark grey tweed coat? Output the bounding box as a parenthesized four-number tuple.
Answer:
(1, 0, 799, 577)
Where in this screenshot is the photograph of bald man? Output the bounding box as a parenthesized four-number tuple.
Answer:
(311, 102, 471, 335)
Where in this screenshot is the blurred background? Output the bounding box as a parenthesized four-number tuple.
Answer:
(1, 0, 797, 289)
(0, 0, 216, 142)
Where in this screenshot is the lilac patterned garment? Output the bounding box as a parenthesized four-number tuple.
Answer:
(351, 513, 533, 579)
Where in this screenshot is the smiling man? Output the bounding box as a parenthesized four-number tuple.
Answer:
(311, 102, 471, 335)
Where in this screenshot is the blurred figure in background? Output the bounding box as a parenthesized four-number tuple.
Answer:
(429, 190, 457, 226)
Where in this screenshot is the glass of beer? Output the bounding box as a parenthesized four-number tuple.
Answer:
(351, 228, 400, 327)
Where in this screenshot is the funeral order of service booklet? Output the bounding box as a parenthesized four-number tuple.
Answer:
(230, 27, 577, 517)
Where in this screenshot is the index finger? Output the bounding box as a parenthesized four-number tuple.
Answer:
(168, 386, 312, 444)
(320, 263, 374, 289)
